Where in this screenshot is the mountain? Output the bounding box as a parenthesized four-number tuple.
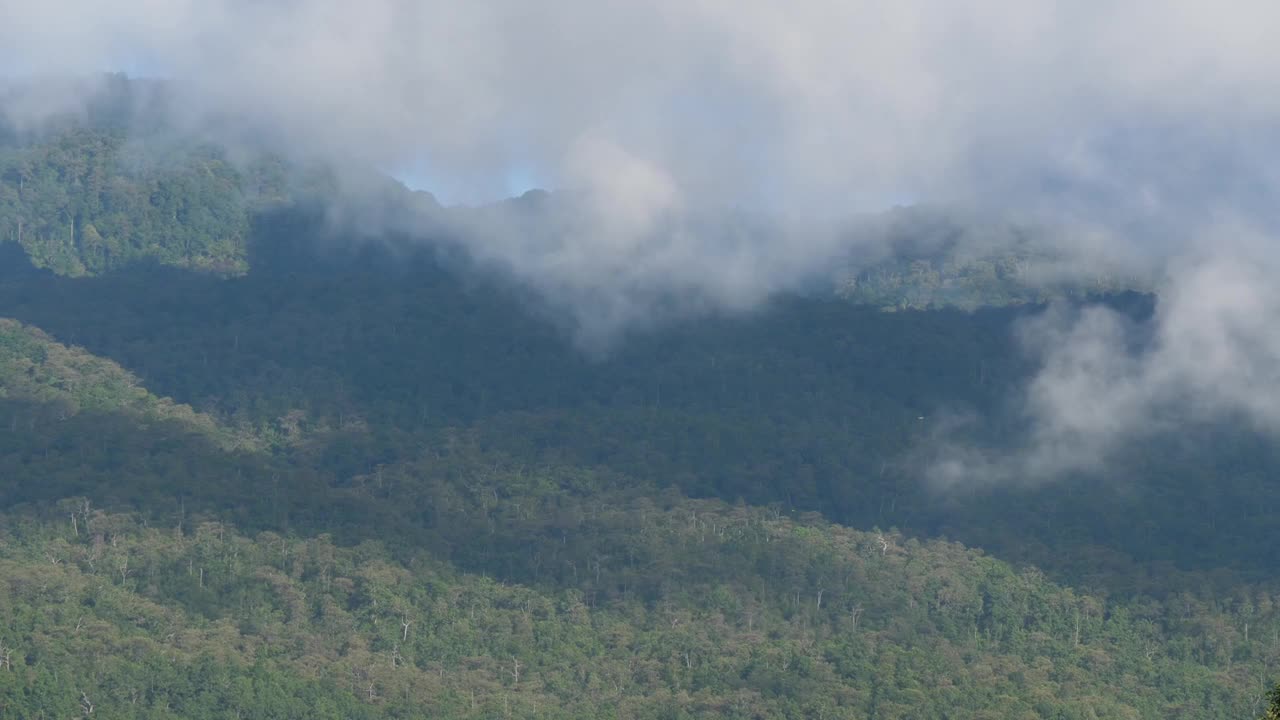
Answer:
(1, 105, 1147, 309)
(1, 80, 1278, 717)
(0, 319, 1271, 719)
(832, 206, 1151, 311)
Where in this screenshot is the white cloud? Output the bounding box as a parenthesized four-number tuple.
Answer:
(8, 1, 1280, 461)
(928, 224, 1280, 486)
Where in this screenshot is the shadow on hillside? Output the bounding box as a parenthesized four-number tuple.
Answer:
(0, 393, 442, 551)
(5, 216, 1269, 598)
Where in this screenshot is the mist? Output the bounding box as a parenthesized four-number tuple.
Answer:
(6, 1, 1280, 479)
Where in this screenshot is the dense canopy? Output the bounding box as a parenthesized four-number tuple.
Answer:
(1, 97, 1278, 718)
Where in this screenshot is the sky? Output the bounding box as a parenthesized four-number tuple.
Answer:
(5, 0, 1280, 482)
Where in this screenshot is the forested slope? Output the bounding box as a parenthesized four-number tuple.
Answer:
(2, 83, 1280, 717)
(0, 234, 1270, 596)
(0, 322, 1274, 718)
(1, 260, 1279, 717)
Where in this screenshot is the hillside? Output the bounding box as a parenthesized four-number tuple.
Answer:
(0, 324, 1273, 718)
(1, 114, 1144, 311)
(1, 88, 1280, 717)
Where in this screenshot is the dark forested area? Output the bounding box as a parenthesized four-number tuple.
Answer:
(2, 89, 1280, 717)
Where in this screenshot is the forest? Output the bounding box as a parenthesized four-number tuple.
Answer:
(2, 82, 1280, 718)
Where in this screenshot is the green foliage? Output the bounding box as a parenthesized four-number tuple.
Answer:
(2, 249, 1270, 597)
(836, 247, 1143, 311)
(0, 79, 1277, 716)
(1265, 684, 1280, 720)
(0, 319, 206, 424)
(833, 206, 1149, 311)
(0, 320, 1278, 717)
(0, 485, 1276, 719)
(0, 128, 253, 276)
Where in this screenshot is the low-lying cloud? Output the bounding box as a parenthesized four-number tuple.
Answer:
(927, 226, 1280, 486)
(6, 1, 1280, 479)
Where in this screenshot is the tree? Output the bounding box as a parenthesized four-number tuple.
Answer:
(1264, 683, 1280, 720)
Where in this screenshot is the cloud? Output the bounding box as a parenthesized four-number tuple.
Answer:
(7, 2, 1280, 214)
(927, 224, 1280, 486)
(7, 1, 1280, 462)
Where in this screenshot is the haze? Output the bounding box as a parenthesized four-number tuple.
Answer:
(6, 0, 1280, 481)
